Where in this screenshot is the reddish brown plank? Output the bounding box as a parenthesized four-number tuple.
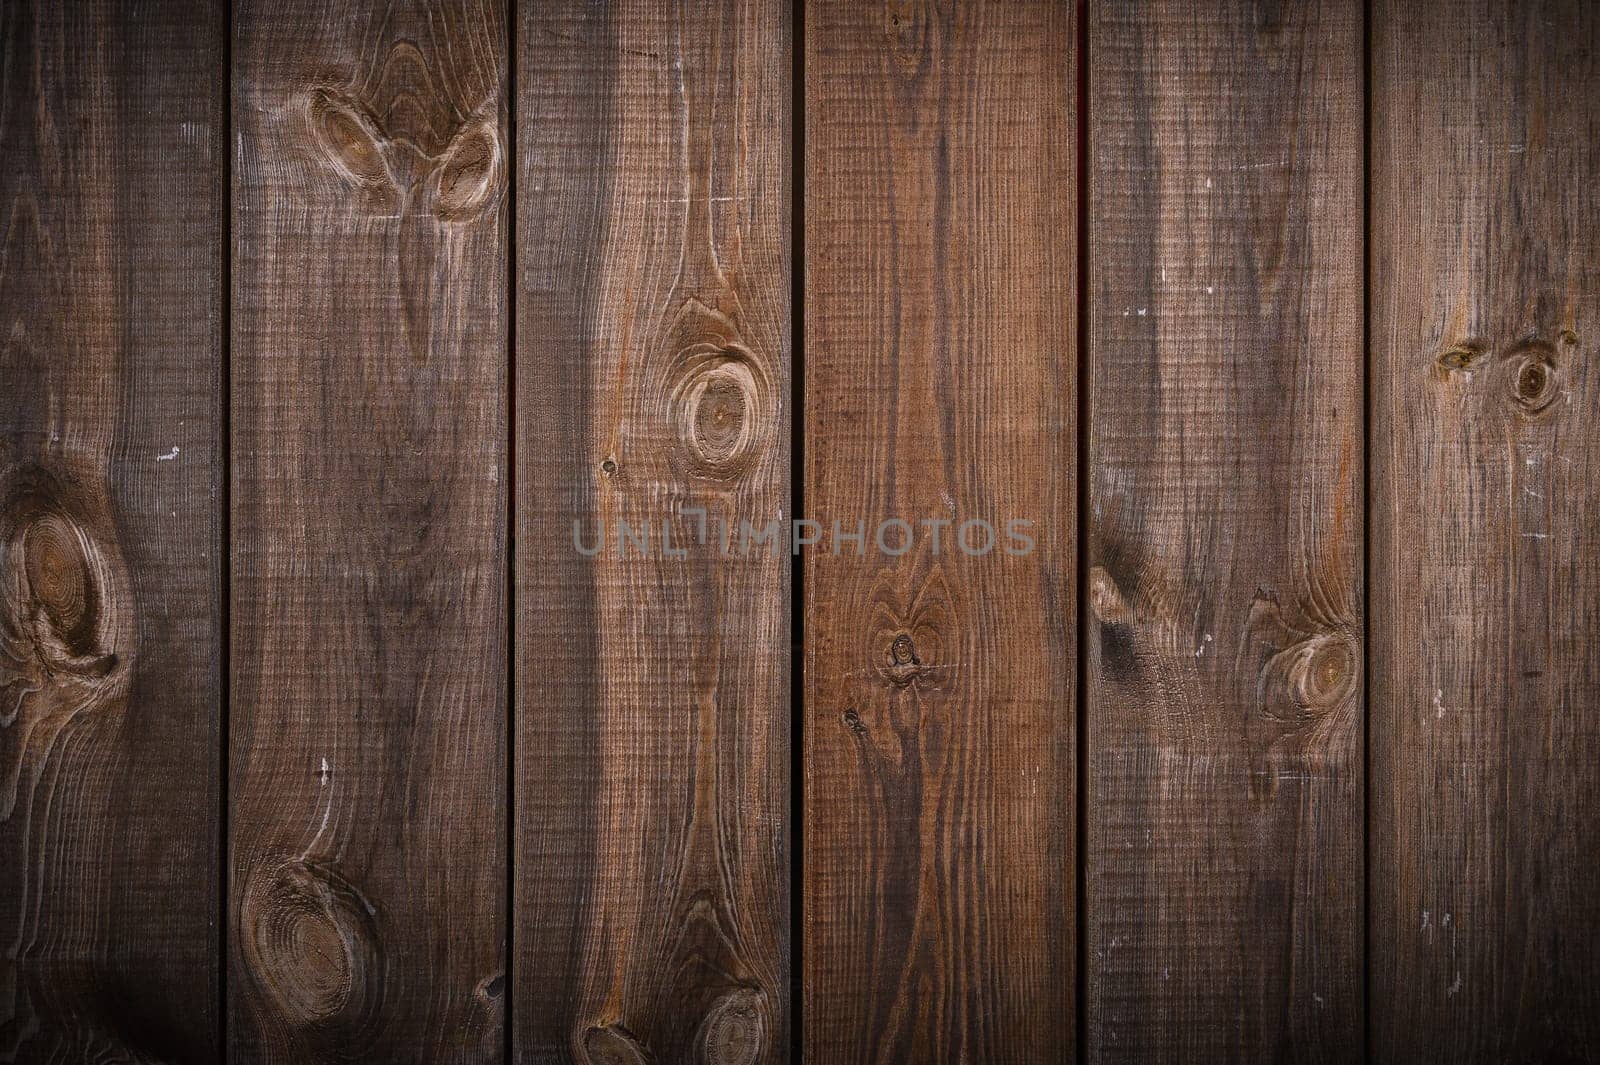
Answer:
(1085, 1, 1364, 1060)
(230, 1, 508, 1060)
(803, 2, 1078, 1061)
(1370, 0, 1600, 1058)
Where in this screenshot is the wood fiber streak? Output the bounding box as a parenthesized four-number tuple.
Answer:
(230, 1, 506, 1061)
(0, 1, 223, 1061)
(515, 2, 790, 1063)
(1086, 2, 1362, 1060)
(1371, 1, 1600, 1059)
(804, 2, 1076, 1061)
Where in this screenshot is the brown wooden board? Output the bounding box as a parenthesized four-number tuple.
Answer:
(1084, 1, 1364, 1060)
(802, 2, 1078, 1061)
(0, 0, 223, 1060)
(1370, 1, 1600, 1058)
(229, 1, 508, 1060)
(514, 2, 791, 1062)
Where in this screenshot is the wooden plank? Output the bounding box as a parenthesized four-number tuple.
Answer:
(0, 0, 223, 1060)
(514, 2, 790, 1061)
(229, 1, 507, 1060)
(1370, 1, 1600, 1057)
(802, 2, 1077, 1060)
(1084, 2, 1363, 1060)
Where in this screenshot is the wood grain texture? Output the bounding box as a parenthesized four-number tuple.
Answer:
(230, 1, 507, 1061)
(1085, 1, 1363, 1060)
(515, 2, 790, 1062)
(0, 1, 223, 1061)
(1370, 1, 1600, 1059)
(803, 2, 1076, 1061)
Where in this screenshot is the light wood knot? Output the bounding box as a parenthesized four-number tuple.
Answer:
(307, 88, 397, 212)
(1436, 342, 1484, 373)
(239, 859, 380, 1031)
(1087, 565, 1136, 627)
(668, 343, 771, 481)
(306, 87, 501, 223)
(1284, 632, 1358, 714)
(697, 987, 765, 1065)
(432, 117, 502, 223)
(1, 473, 127, 718)
(583, 1023, 652, 1065)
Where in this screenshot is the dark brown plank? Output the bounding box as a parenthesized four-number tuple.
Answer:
(1085, 2, 1363, 1060)
(515, 2, 790, 1062)
(0, 1, 223, 1060)
(230, 2, 507, 1060)
(803, 2, 1077, 1061)
(1370, 1, 1600, 1058)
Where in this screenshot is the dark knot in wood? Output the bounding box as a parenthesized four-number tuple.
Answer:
(239, 858, 382, 1032)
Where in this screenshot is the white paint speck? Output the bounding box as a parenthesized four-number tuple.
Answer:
(1206, 177, 1213, 188)
(1195, 633, 1214, 658)
(1313, 993, 1326, 1009)
(318, 758, 331, 786)
(1206, 285, 1215, 295)
(1433, 689, 1446, 719)
(1447, 972, 1462, 997)
(489, 464, 499, 484)
(1137, 307, 1148, 317)
(157, 446, 180, 462)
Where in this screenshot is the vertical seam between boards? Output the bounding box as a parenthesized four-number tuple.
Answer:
(790, 0, 806, 1056)
(1075, 0, 1091, 1061)
(505, 0, 518, 1059)
(220, 0, 233, 1057)
(1361, 0, 1373, 1058)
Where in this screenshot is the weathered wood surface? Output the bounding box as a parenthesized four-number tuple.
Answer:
(515, 2, 791, 1062)
(230, 1, 507, 1061)
(0, 0, 223, 1061)
(803, 2, 1078, 1061)
(1085, 1, 1364, 1060)
(1370, 1, 1600, 1059)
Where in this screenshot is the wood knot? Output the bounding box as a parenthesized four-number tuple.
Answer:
(1510, 341, 1558, 414)
(0, 468, 129, 720)
(696, 987, 765, 1065)
(1436, 343, 1483, 373)
(668, 343, 771, 482)
(842, 707, 868, 735)
(305, 86, 501, 223)
(1288, 634, 1357, 712)
(239, 858, 381, 1032)
(1087, 565, 1136, 627)
(883, 633, 928, 687)
(890, 634, 916, 664)
(431, 117, 502, 223)
(583, 1022, 652, 1065)
(307, 88, 397, 212)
